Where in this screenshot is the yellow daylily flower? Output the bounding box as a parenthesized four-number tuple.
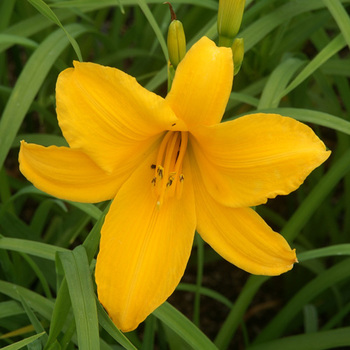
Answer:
(19, 36, 330, 332)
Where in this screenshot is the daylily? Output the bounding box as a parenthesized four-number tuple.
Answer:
(19, 37, 330, 332)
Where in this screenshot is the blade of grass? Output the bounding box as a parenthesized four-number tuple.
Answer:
(18, 293, 48, 345)
(279, 34, 347, 98)
(177, 283, 233, 309)
(0, 236, 67, 261)
(137, 0, 168, 61)
(59, 246, 100, 350)
(248, 108, 350, 136)
(283, 149, 350, 242)
(51, 0, 218, 11)
(214, 276, 268, 349)
(153, 302, 219, 350)
(298, 244, 350, 262)
(0, 301, 24, 318)
(323, 0, 350, 49)
(1, 332, 46, 350)
(0, 23, 88, 171)
(248, 327, 350, 350)
(27, 0, 83, 61)
(258, 58, 305, 109)
(45, 205, 108, 350)
(0, 281, 54, 320)
(96, 300, 138, 350)
(254, 258, 350, 343)
(0, 34, 38, 49)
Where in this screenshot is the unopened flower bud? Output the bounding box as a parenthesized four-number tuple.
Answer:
(231, 38, 244, 75)
(217, 0, 246, 47)
(167, 19, 186, 68)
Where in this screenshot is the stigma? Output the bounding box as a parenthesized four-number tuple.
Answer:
(151, 131, 188, 207)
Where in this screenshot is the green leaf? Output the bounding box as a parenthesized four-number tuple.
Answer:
(18, 293, 48, 344)
(214, 276, 268, 350)
(0, 236, 67, 261)
(1, 332, 46, 350)
(0, 34, 38, 49)
(258, 58, 305, 109)
(323, 0, 350, 49)
(59, 246, 100, 350)
(137, 0, 168, 61)
(0, 301, 24, 318)
(279, 34, 347, 97)
(282, 149, 350, 242)
(250, 108, 350, 136)
(0, 23, 88, 171)
(44, 279, 71, 350)
(298, 244, 350, 262)
(27, 0, 83, 61)
(96, 300, 138, 350)
(255, 258, 350, 343)
(0, 281, 54, 320)
(248, 327, 350, 350)
(303, 304, 318, 333)
(153, 302, 219, 350)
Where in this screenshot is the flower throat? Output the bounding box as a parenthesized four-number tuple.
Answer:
(152, 131, 188, 207)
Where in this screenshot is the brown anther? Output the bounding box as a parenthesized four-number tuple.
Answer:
(157, 166, 164, 179)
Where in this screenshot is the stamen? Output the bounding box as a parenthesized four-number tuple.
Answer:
(152, 131, 188, 207)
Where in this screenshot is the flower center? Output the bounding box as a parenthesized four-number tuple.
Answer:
(152, 131, 188, 207)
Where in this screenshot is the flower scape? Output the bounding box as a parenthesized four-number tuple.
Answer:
(19, 36, 330, 332)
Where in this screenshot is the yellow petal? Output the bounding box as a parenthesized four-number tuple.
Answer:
(166, 36, 233, 128)
(191, 160, 297, 275)
(19, 141, 141, 203)
(57, 61, 184, 173)
(95, 151, 196, 332)
(191, 113, 331, 208)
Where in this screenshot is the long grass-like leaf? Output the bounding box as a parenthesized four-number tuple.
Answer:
(323, 0, 350, 49)
(279, 34, 346, 97)
(250, 107, 350, 135)
(153, 302, 219, 350)
(27, 0, 83, 61)
(0, 236, 67, 261)
(255, 258, 350, 343)
(248, 327, 350, 350)
(137, 0, 168, 61)
(258, 58, 305, 109)
(96, 300, 138, 350)
(1, 333, 46, 350)
(0, 24, 88, 171)
(298, 244, 350, 262)
(59, 246, 100, 350)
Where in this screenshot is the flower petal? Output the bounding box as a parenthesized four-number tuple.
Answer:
(166, 36, 233, 128)
(191, 160, 297, 275)
(191, 113, 331, 207)
(95, 151, 196, 332)
(18, 141, 144, 203)
(57, 61, 184, 173)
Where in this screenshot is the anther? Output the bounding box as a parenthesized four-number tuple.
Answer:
(157, 165, 164, 179)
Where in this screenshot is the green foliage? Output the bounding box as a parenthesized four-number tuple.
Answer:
(1, 0, 350, 349)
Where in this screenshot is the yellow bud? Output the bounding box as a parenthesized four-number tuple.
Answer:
(231, 38, 244, 75)
(167, 19, 186, 68)
(217, 0, 246, 47)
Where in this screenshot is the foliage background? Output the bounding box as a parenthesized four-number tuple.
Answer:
(1, 0, 350, 349)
